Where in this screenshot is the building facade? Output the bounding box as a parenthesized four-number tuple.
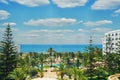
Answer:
(102, 30, 120, 54)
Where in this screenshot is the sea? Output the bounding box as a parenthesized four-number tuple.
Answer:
(20, 44, 102, 53)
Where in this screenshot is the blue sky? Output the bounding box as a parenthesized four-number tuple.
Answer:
(0, 0, 120, 44)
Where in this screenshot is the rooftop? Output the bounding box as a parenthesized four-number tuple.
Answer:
(105, 30, 120, 35)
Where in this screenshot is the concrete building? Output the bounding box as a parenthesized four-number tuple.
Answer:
(102, 30, 120, 54)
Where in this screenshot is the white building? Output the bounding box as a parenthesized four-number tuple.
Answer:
(102, 30, 120, 54)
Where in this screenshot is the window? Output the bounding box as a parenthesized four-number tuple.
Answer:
(112, 34, 114, 36)
(112, 43, 114, 45)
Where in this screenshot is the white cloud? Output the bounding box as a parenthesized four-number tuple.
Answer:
(84, 20, 112, 27)
(92, 0, 120, 10)
(2, 22, 16, 26)
(24, 18, 77, 27)
(0, 0, 9, 4)
(114, 9, 120, 14)
(90, 28, 112, 33)
(52, 0, 88, 8)
(29, 30, 49, 33)
(16, 29, 75, 44)
(78, 29, 84, 32)
(0, 10, 10, 20)
(20, 34, 40, 37)
(15, 28, 107, 44)
(29, 29, 74, 33)
(10, 0, 50, 7)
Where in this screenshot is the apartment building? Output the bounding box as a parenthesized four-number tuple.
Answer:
(102, 30, 120, 54)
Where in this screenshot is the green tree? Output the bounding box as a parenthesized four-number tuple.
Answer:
(70, 67, 86, 80)
(76, 59, 80, 68)
(0, 24, 17, 79)
(48, 47, 55, 67)
(105, 36, 115, 75)
(8, 66, 31, 80)
(87, 36, 95, 80)
(59, 63, 65, 80)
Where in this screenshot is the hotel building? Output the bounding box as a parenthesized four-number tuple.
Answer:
(102, 30, 120, 54)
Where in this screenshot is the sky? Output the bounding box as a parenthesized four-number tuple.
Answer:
(0, 0, 120, 44)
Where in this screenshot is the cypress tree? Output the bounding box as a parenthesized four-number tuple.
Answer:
(88, 36, 94, 80)
(0, 24, 17, 79)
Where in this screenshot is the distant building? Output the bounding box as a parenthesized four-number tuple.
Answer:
(102, 30, 120, 54)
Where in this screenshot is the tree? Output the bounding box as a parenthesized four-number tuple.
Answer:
(76, 59, 80, 68)
(68, 67, 87, 80)
(48, 47, 55, 67)
(87, 36, 95, 80)
(8, 66, 31, 80)
(0, 24, 17, 79)
(104, 36, 115, 75)
(71, 67, 78, 80)
(59, 63, 65, 80)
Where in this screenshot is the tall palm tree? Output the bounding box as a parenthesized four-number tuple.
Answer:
(76, 59, 80, 68)
(48, 47, 55, 67)
(31, 53, 45, 77)
(38, 53, 44, 77)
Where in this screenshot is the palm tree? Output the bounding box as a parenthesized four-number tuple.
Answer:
(38, 53, 44, 77)
(59, 63, 65, 80)
(31, 53, 45, 77)
(48, 47, 55, 67)
(76, 59, 80, 68)
(77, 70, 87, 80)
(8, 66, 31, 80)
(71, 67, 78, 80)
(70, 67, 86, 80)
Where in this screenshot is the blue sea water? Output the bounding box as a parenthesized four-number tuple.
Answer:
(20, 44, 102, 53)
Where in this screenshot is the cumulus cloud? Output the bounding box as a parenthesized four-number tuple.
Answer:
(0, 0, 9, 4)
(52, 0, 88, 8)
(15, 28, 107, 44)
(0, 10, 10, 20)
(90, 28, 112, 33)
(91, 0, 120, 10)
(24, 18, 77, 27)
(29, 30, 74, 33)
(84, 20, 112, 27)
(78, 29, 84, 32)
(114, 9, 120, 14)
(20, 34, 40, 37)
(2, 22, 16, 26)
(10, 0, 50, 7)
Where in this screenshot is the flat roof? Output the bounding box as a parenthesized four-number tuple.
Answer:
(105, 29, 120, 35)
